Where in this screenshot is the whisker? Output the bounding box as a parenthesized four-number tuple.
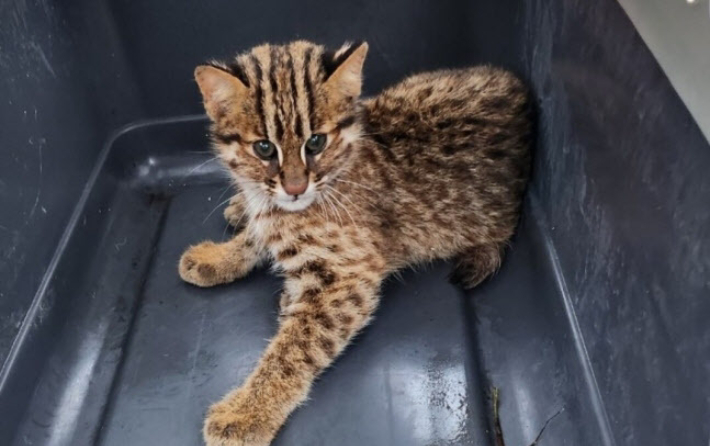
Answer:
(258, 195, 273, 218)
(242, 193, 260, 216)
(318, 194, 330, 226)
(184, 149, 217, 155)
(365, 138, 390, 149)
(216, 183, 234, 200)
(324, 190, 344, 226)
(326, 187, 359, 229)
(327, 186, 366, 214)
(320, 193, 338, 227)
(333, 178, 378, 194)
(236, 180, 270, 187)
(202, 194, 236, 224)
(238, 178, 269, 183)
(231, 196, 254, 231)
(181, 156, 219, 181)
(319, 194, 333, 226)
(220, 221, 231, 239)
(331, 180, 378, 208)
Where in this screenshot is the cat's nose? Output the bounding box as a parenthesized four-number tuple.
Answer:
(283, 178, 308, 196)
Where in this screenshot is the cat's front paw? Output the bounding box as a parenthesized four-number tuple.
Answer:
(203, 401, 276, 446)
(179, 242, 234, 287)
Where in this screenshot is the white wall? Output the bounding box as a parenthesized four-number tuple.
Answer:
(618, 0, 710, 142)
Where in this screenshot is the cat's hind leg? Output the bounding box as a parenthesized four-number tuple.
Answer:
(451, 242, 506, 289)
(179, 231, 263, 287)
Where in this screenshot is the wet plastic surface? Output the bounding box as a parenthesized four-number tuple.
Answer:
(1, 0, 709, 445)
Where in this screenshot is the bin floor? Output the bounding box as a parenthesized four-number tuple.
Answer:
(99, 182, 485, 446)
(11, 121, 602, 446)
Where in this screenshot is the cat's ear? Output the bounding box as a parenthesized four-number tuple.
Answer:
(194, 65, 248, 121)
(324, 41, 368, 98)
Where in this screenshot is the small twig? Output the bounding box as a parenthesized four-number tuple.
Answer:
(490, 387, 565, 446)
(492, 387, 506, 446)
(528, 406, 565, 446)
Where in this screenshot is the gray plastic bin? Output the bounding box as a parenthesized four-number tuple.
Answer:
(1, 1, 708, 445)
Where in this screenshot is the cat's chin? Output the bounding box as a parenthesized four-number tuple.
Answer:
(274, 195, 316, 212)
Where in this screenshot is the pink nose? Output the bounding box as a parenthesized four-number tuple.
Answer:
(283, 178, 308, 196)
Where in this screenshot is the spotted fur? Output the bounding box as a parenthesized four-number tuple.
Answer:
(179, 40, 531, 446)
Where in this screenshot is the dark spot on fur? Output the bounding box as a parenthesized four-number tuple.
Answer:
(486, 148, 508, 160)
(314, 311, 335, 331)
(205, 422, 221, 437)
(335, 114, 357, 131)
(361, 279, 377, 290)
(278, 246, 299, 260)
(228, 159, 238, 169)
(485, 96, 510, 111)
(330, 299, 342, 308)
(302, 352, 317, 370)
(374, 204, 399, 232)
(294, 336, 319, 370)
(442, 145, 458, 156)
(208, 421, 237, 438)
(294, 337, 311, 354)
(321, 269, 337, 286)
(361, 253, 375, 265)
(417, 86, 433, 101)
(281, 363, 296, 378)
(212, 132, 243, 145)
(389, 131, 410, 141)
(436, 119, 454, 130)
(302, 287, 321, 303)
(371, 135, 398, 162)
(488, 131, 510, 145)
(318, 336, 336, 357)
(298, 234, 316, 244)
(346, 293, 364, 307)
(448, 98, 467, 109)
(463, 116, 489, 127)
(272, 342, 287, 358)
(296, 260, 337, 286)
(197, 263, 216, 279)
(337, 312, 354, 325)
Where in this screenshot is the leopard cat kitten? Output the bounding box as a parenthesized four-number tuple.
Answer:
(179, 40, 530, 446)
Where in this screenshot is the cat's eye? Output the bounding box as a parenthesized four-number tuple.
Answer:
(305, 134, 327, 156)
(253, 140, 276, 160)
